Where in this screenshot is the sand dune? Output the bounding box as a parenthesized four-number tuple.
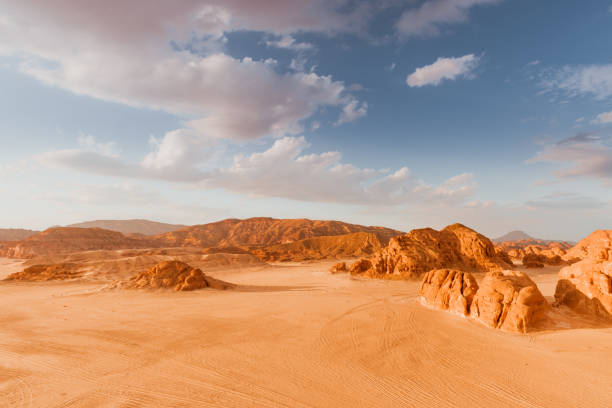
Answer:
(0, 259, 610, 407)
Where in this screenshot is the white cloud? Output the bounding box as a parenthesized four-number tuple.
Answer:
(396, 0, 501, 37)
(594, 110, 612, 124)
(406, 54, 480, 87)
(542, 64, 612, 100)
(38, 136, 477, 207)
(528, 133, 612, 186)
(335, 99, 368, 125)
(266, 35, 314, 51)
(0, 0, 368, 158)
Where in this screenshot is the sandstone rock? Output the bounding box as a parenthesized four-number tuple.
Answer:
(123, 261, 235, 291)
(251, 232, 383, 263)
(554, 230, 612, 319)
(3, 263, 84, 281)
(349, 259, 373, 275)
(330, 262, 348, 274)
(419, 269, 479, 316)
(496, 239, 572, 261)
(522, 254, 545, 268)
(470, 270, 550, 333)
(363, 223, 511, 279)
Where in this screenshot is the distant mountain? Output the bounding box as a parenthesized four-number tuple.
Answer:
(0, 228, 39, 241)
(0, 227, 161, 258)
(67, 219, 186, 236)
(153, 217, 403, 248)
(493, 231, 534, 243)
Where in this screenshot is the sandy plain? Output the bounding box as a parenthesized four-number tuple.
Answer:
(0, 258, 611, 407)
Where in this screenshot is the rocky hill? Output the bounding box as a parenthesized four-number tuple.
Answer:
(153, 217, 402, 248)
(350, 223, 512, 279)
(67, 219, 186, 235)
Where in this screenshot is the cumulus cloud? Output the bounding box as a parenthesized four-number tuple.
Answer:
(542, 64, 612, 100)
(38, 136, 477, 207)
(0, 0, 369, 165)
(406, 54, 480, 87)
(528, 133, 612, 186)
(396, 0, 501, 37)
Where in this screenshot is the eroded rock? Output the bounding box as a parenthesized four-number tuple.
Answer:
(470, 270, 550, 333)
(419, 269, 479, 316)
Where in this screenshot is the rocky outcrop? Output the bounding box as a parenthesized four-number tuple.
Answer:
(470, 271, 550, 333)
(496, 239, 572, 261)
(123, 261, 235, 291)
(251, 232, 383, 262)
(3, 263, 84, 281)
(554, 230, 612, 319)
(330, 262, 348, 274)
(352, 223, 511, 279)
(152, 217, 402, 248)
(0, 228, 39, 241)
(349, 259, 373, 275)
(419, 269, 479, 316)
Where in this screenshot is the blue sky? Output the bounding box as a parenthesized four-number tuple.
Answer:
(0, 0, 611, 240)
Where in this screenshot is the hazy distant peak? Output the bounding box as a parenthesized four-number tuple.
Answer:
(493, 231, 535, 242)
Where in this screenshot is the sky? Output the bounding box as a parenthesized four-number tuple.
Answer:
(0, 0, 611, 241)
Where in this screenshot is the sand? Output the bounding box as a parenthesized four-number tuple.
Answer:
(0, 258, 611, 407)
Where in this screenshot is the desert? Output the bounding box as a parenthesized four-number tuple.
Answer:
(3, 3, 612, 406)
(1, 218, 611, 407)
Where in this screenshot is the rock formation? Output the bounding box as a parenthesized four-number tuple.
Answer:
(251, 232, 383, 262)
(496, 239, 572, 261)
(123, 261, 235, 291)
(4, 263, 84, 281)
(470, 270, 550, 333)
(349, 259, 373, 275)
(330, 262, 348, 274)
(554, 230, 612, 319)
(419, 269, 479, 316)
(351, 223, 511, 279)
(152, 217, 402, 248)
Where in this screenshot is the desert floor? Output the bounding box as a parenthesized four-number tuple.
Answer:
(0, 259, 611, 407)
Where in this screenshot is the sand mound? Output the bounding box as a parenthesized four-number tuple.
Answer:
(330, 262, 348, 274)
(351, 223, 511, 279)
(153, 217, 402, 248)
(0, 227, 160, 258)
(251, 232, 383, 262)
(554, 230, 612, 319)
(419, 269, 479, 316)
(3, 263, 84, 281)
(470, 270, 550, 333)
(123, 261, 235, 291)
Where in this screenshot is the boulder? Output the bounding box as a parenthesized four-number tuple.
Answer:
(470, 270, 550, 333)
(419, 269, 479, 316)
(349, 259, 373, 275)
